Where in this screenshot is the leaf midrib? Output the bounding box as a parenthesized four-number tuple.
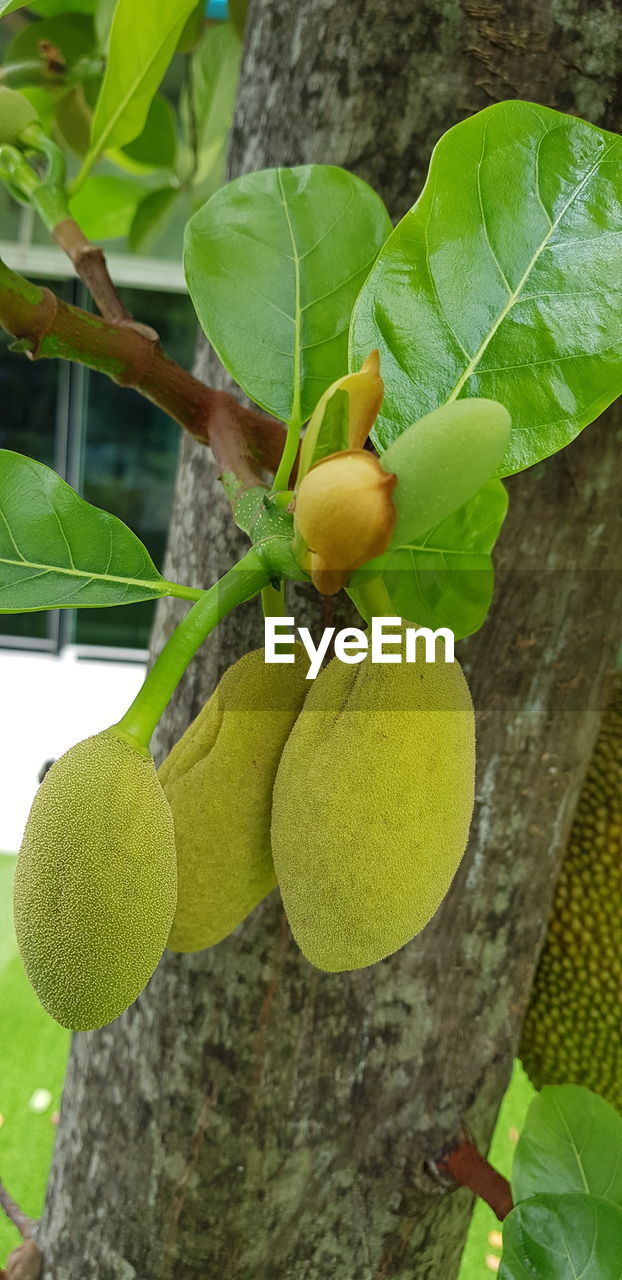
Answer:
(92, 5, 190, 154)
(0, 553, 202, 601)
(447, 134, 621, 401)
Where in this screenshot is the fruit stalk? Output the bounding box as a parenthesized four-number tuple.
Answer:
(116, 548, 271, 750)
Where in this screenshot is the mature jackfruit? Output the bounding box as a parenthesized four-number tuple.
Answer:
(520, 676, 622, 1111)
(0, 88, 38, 143)
(271, 639, 475, 970)
(161, 647, 310, 953)
(13, 728, 177, 1032)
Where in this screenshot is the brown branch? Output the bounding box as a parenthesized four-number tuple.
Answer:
(0, 259, 287, 492)
(428, 1140, 513, 1221)
(0, 1182, 38, 1240)
(52, 218, 134, 326)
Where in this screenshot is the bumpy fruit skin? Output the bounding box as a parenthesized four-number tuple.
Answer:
(160, 648, 310, 953)
(271, 642, 475, 970)
(0, 88, 38, 144)
(13, 729, 177, 1032)
(520, 677, 622, 1111)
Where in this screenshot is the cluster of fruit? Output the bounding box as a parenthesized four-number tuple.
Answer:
(13, 635, 475, 1031)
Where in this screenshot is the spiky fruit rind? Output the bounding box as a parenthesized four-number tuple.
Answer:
(0, 87, 38, 144)
(271, 643, 475, 970)
(519, 677, 622, 1111)
(162, 647, 310, 953)
(13, 729, 177, 1032)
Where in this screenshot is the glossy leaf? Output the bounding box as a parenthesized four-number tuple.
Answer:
(185, 165, 391, 424)
(361, 479, 508, 639)
(69, 175, 145, 240)
(513, 1086, 622, 1207)
(500, 1193, 622, 1280)
(0, 452, 198, 611)
(90, 0, 197, 156)
(129, 186, 179, 252)
(351, 101, 622, 476)
(181, 21, 241, 192)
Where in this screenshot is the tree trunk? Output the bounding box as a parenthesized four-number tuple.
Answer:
(39, 2, 622, 1277)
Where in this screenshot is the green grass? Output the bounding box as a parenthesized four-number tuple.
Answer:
(0, 856, 70, 1264)
(0, 851, 532, 1274)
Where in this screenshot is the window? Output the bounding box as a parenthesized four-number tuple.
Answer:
(0, 274, 197, 654)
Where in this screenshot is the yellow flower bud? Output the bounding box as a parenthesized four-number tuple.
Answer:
(294, 449, 397, 594)
(298, 350, 384, 481)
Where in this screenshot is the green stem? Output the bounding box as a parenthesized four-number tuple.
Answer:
(273, 419, 301, 492)
(261, 580, 285, 618)
(349, 572, 395, 622)
(114, 548, 270, 751)
(70, 147, 98, 197)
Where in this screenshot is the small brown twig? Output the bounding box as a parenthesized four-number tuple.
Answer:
(428, 1139, 513, 1221)
(0, 1181, 43, 1279)
(0, 1182, 38, 1241)
(52, 218, 135, 327)
(0, 258, 288, 494)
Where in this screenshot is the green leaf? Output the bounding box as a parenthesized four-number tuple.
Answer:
(129, 185, 178, 252)
(0, 451, 198, 611)
(24, 0, 97, 12)
(89, 0, 197, 157)
(181, 21, 241, 191)
(95, 0, 117, 50)
(0, 0, 38, 13)
(185, 165, 391, 424)
(120, 94, 177, 170)
(360, 478, 508, 639)
(69, 175, 145, 239)
(500, 1193, 622, 1279)
(6, 13, 96, 67)
(350, 101, 622, 476)
(513, 1085, 622, 1207)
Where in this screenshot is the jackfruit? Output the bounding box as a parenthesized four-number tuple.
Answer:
(0, 88, 38, 143)
(161, 647, 310, 953)
(271, 638, 475, 970)
(13, 728, 177, 1032)
(520, 675, 622, 1111)
(294, 449, 397, 594)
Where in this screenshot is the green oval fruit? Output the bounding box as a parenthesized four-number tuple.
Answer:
(519, 675, 622, 1112)
(380, 398, 511, 545)
(0, 87, 38, 144)
(161, 647, 310, 953)
(271, 640, 475, 970)
(14, 729, 177, 1032)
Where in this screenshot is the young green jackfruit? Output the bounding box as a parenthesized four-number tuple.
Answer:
(271, 639, 475, 970)
(160, 647, 310, 953)
(14, 729, 177, 1032)
(519, 676, 622, 1112)
(0, 88, 38, 144)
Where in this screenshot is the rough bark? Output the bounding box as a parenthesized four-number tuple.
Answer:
(39, 2, 622, 1278)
